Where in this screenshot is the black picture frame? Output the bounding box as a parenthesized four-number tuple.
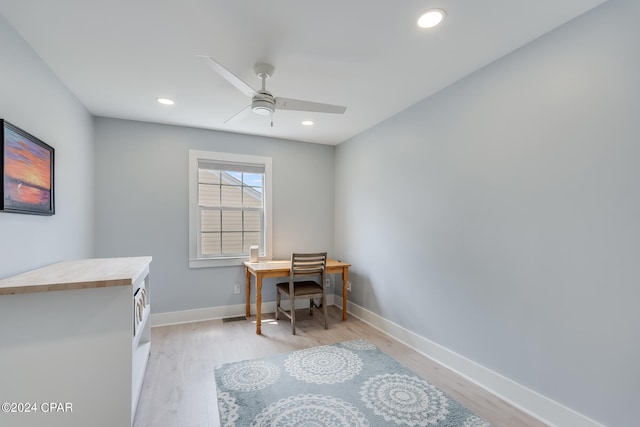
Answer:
(1, 119, 55, 215)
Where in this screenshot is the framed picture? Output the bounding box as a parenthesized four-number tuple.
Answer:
(1, 120, 55, 215)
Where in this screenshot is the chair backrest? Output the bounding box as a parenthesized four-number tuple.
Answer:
(290, 252, 327, 282)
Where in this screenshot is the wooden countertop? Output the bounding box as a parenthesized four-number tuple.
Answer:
(0, 256, 152, 295)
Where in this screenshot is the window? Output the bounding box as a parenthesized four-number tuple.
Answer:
(189, 150, 272, 268)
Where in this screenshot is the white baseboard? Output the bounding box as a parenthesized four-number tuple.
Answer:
(333, 296, 604, 427)
(151, 294, 335, 327)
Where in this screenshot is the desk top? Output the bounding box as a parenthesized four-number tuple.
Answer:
(0, 256, 152, 295)
(244, 258, 350, 273)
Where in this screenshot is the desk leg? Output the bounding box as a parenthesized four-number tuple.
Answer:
(245, 268, 251, 319)
(342, 267, 349, 321)
(256, 274, 263, 334)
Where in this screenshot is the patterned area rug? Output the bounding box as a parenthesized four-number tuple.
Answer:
(215, 339, 494, 426)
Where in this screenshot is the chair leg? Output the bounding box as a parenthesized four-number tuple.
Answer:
(309, 299, 313, 315)
(322, 293, 328, 329)
(291, 299, 296, 335)
(275, 289, 280, 320)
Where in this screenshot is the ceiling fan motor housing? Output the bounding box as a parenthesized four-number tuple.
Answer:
(252, 90, 275, 115)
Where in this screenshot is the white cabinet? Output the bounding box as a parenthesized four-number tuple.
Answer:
(0, 257, 152, 427)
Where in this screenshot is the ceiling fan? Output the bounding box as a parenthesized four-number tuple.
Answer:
(198, 56, 347, 127)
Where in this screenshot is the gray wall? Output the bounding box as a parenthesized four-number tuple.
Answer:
(335, 1, 638, 426)
(0, 15, 94, 278)
(94, 117, 334, 313)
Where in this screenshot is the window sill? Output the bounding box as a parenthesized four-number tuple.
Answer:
(189, 257, 248, 269)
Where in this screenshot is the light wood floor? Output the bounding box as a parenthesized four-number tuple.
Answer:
(133, 306, 547, 427)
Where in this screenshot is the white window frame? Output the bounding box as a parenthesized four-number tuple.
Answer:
(189, 150, 272, 268)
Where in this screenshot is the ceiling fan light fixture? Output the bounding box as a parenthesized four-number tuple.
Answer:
(156, 97, 174, 105)
(252, 91, 276, 115)
(417, 9, 446, 29)
(253, 106, 272, 115)
(252, 101, 273, 115)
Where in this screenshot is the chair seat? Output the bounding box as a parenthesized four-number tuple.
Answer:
(276, 281, 323, 296)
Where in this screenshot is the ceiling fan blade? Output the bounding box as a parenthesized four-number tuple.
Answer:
(223, 104, 252, 124)
(197, 55, 257, 98)
(275, 97, 346, 114)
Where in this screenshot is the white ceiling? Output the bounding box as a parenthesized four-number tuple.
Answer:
(0, 0, 606, 145)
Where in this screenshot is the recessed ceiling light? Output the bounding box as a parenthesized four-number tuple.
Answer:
(157, 97, 174, 105)
(301, 120, 314, 126)
(417, 9, 446, 29)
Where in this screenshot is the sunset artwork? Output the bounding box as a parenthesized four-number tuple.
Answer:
(2, 122, 54, 215)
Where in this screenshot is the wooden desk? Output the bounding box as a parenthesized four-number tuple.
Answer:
(244, 259, 351, 334)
